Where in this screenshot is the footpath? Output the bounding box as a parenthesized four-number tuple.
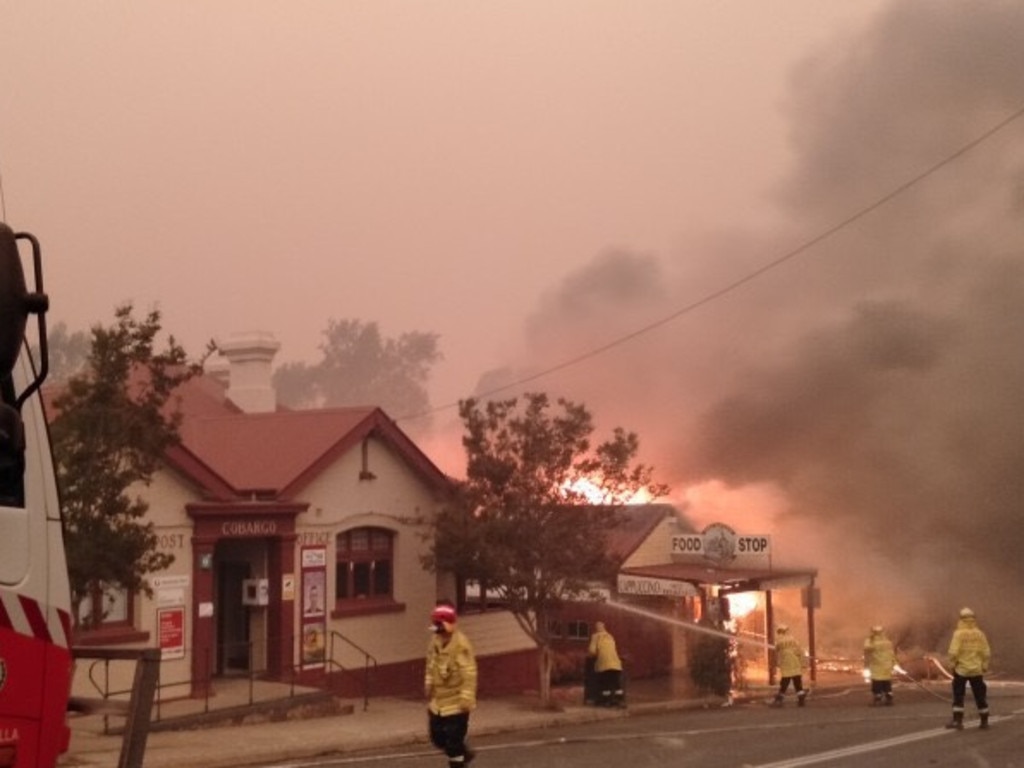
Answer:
(58, 666, 1015, 768)
(59, 673, 733, 768)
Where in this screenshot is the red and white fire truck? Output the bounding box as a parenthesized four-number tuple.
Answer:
(0, 223, 73, 768)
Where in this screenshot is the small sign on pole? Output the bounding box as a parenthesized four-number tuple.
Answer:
(801, 586, 821, 609)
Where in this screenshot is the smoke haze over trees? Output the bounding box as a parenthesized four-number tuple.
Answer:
(35, 321, 90, 383)
(274, 318, 442, 426)
(9, 0, 1021, 670)
(486, 1, 1024, 670)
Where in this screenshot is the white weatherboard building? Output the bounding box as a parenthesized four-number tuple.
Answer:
(68, 332, 536, 702)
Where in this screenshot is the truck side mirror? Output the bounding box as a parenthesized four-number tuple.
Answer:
(0, 223, 49, 409)
(0, 223, 31, 378)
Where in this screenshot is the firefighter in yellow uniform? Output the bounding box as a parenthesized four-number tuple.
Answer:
(863, 625, 897, 706)
(945, 607, 991, 730)
(588, 621, 624, 707)
(772, 625, 808, 707)
(425, 601, 478, 766)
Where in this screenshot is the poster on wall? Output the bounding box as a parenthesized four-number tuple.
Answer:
(158, 606, 186, 660)
(301, 546, 327, 669)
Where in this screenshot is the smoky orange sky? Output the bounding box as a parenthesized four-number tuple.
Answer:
(5, 2, 1024, 668)
(1, 1, 880, 403)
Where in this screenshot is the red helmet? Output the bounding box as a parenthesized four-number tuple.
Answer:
(430, 603, 457, 632)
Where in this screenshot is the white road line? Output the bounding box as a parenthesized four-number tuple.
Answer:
(265, 712, 1023, 768)
(751, 716, 1014, 768)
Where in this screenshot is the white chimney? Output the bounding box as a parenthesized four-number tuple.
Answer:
(217, 331, 280, 413)
(204, 357, 230, 388)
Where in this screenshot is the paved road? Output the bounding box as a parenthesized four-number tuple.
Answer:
(275, 684, 1024, 768)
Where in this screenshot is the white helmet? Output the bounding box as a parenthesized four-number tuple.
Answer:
(959, 607, 975, 619)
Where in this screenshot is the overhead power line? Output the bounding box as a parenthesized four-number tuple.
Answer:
(397, 100, 1024, 424)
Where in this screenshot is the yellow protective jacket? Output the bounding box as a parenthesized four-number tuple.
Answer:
(775, 632, 805, 678)
(425, 629, 478, 716)
(947, 617, 990, 677)
(588, 629, 623, 673)
(863, 632, 896, 681)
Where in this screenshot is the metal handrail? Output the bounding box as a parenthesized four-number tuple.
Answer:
(73, 630, 380, 726)
(211, 639, 259, 708)
(328, 630, 378, 711)
(74, 636, 308, 726)
(70, 647, 161, 768)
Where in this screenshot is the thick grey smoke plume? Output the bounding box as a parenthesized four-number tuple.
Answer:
(499, 1, 1024, 669)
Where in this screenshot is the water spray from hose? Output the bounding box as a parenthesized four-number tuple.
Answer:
(605, 599, 772, 649)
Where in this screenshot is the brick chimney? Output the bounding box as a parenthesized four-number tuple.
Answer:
(216, 331, 280, 413)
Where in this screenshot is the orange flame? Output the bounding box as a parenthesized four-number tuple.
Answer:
(727, 592, 760, 619)
(562, 475, 654, 505)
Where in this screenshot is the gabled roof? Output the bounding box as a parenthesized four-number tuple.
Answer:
(605, 503, 693, 565)
(40, 364, 241, 423)
(167, 372, 243, 418)
(175, 405, 451, 499)
(48, 370, 452, 502)
(178, 406, 374, 494)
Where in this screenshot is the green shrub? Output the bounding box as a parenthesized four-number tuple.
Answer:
(688, 630, 732, 697)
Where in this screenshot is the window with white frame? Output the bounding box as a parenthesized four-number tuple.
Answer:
(567, 620, 591, 641)
(75, 582, 132, 630)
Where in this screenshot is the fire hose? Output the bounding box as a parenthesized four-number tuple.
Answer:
(864, 655, 952, 702)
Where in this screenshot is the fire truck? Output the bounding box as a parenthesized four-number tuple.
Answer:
(0, 222, 73, 768)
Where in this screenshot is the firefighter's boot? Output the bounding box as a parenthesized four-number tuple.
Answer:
(872, 694, 883, 707)
(884, 692, 894, 706)
(945, 711, 964, 730)
(770, 693, 784, 707)
(797, 689, 807, 707)
(979, 712, 990, 730)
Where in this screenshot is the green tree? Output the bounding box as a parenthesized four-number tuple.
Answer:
(426, 392, 669, 705)
(31, 321, 90, 382)
(688, 627, 733, 697)
(49, 304, 205, 627)
(273, 319, 442, 419)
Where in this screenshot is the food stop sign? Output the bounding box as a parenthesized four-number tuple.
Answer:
(670, 522, 771, 565)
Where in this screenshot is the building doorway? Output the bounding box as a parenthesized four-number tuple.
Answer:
(213, 536, 272, 677)
(216, 559, 251, 675)
(188, 505, 302, 695)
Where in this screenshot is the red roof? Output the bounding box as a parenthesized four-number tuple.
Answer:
(178, 407, 375, 494)
(174, 375, 450, 499)
(49, 371, 452, 501)
(167, 373, 243, 418)
(176, 405, 452, 499)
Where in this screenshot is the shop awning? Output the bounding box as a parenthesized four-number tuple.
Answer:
(618, 562, 817, 595)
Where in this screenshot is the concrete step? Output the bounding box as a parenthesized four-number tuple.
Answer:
(147, 689, 355, 732)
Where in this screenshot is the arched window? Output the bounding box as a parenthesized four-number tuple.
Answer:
(335, 527, 393, 606)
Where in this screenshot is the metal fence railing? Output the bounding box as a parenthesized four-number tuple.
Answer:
(74, 628, 380, 732)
